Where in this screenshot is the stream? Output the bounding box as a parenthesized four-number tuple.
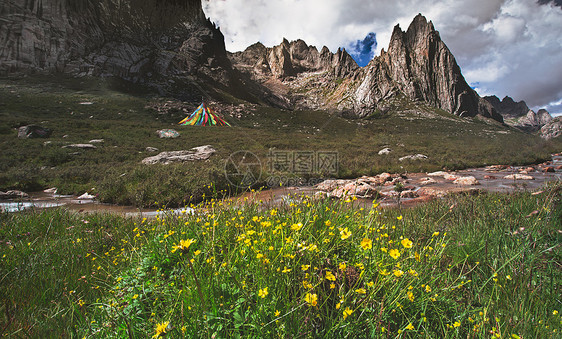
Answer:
(1, 155, 560, 216)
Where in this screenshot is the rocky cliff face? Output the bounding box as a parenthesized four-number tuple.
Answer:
(1, 0, 209, 74)
(540, 116, 562, 139)
(0, 0, 255, 101)
(373, 15, 500, 120)
(231, 14, 502, 121)
(484, 95, 552, 131)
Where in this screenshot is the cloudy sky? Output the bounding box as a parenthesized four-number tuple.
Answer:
(203, 0, 562, 116)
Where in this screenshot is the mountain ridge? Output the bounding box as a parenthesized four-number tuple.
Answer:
(0, 2, 539, 124)
(230, 14, 503, 122)
(484, 95, 552, 131)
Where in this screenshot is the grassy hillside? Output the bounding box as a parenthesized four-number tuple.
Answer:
(1, 182, 560, 337)
(0, 75, 560, 207)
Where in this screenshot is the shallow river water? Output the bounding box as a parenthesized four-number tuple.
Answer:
(1, 155, 560, 216)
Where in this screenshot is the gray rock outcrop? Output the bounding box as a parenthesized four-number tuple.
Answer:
(540, 117, 562, 140)
(62, 144, 97, 149)
(142, 145, 216, 164)
(17, 125, 52, 138)
(157, 129, 180, 138)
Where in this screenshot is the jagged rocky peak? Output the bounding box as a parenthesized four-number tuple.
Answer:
(230, 38, 359, 80)
(367, 13, 501, 121)
(536, 109, 553, 125)
(483, 95, 530, 118)
(483, 95, 552, 131)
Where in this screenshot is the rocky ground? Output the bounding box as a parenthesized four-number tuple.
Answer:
(312, 154, 562, 206)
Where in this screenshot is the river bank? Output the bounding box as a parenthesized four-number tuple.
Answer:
(2, 154, 560, 215)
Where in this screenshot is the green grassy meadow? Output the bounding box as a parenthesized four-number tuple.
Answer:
(1, 75, 561, 338)
(1, 183, 560, 337)
(1, 75, 560, 207)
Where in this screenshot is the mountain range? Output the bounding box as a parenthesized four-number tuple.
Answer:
(0, 0, 556, 133)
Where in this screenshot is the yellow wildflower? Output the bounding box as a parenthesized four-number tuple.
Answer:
(339, 262, 347, 272)
(152, 321, 169, 338)
(291, 223, 303, 231)
(360, 238, 373, 250)
(406, 323, 414, 330)
(355, 288, 366, 294)
(343, 307, 353, 319)
(340, 227, 352, 240)
(258, 287, 268, 298)
(301, 265, 310, 271)
(172, 239, 196, 253)
(389, 248, 401, 259)
(401, 238, 413, 249)
(393, 269, 404, 277)
(305, 293, 318, 307)
(325, 271, 336, 281)
(407, 291, 414, 301)
(397, 215, 403, 220)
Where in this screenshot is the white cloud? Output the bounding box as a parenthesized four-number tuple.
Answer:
(203, 0, 562, 114)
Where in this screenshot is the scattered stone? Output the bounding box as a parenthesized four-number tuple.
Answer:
(543, 167, 555, 173)
(157, 129, 180, 138)
(556, 165, 562, 170)
(419, 177, 437, 185)
(62, 144, 97, 149)
(145, 147, 159, 152)
(315, 179, 351, 192)
(43, 187, 57, 194)
(443, 173, 460, 181)
(399, 154, 428, 161)
(329, 182, 378, 198)
(485, 165, 510, 171)
(79, 101, 94, 105)
(142, 145, 216, 165)
(417, 187, 448, 198)
(314, 191, 328, 199)
(503, 174, 534, 180)
(484, 175, 497, 180)
(400, 190, 418, 198)
(427, 171, 448, 177)
(89, 139, 104, 143)
(453, 176, 479, 185)
(378, 147, 392, 155)
(0, 190, 29, 200)
(43, 141, 52, 146)
(77, 193, 95, 200)
(17, 125, 52, 138)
